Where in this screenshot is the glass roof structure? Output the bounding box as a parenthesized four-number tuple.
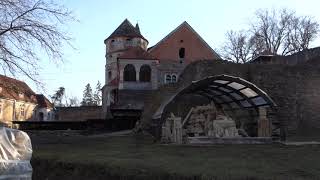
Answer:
(153, 74, 276, 120)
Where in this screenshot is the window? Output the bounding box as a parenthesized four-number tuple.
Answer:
(108, 71, 112, 79)
(165, 74, 171, 84)
(19, 93, 24, 99)
(123, 64, 136, 81)
(20, 104, 25, 117)
(126, 38, 131, 41)
(111, 39, 115, 43)
(172, 75, 177, 83)
(139, 65, 151, 82)
(165, 74, 178, 84)
(179, 47, 185, 59)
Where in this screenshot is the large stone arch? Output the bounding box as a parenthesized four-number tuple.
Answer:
(152, 74, 279, 143)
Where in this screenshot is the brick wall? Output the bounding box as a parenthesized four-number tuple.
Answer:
(55, 106, 103, 121)
(149, 23, 219, 64)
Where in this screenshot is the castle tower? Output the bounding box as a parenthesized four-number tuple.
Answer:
(104, 19, 148, 84)
(102, 19, 149, 118)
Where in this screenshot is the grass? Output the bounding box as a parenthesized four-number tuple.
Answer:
(31, 133, 320, 180)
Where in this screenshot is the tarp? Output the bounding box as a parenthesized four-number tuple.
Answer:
(0, 127, 32, 179)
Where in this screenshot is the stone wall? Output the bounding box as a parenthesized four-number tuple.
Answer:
(252, 47, 320, 65)
(174, 59, 320, 136)
(55, 106, 102, 121)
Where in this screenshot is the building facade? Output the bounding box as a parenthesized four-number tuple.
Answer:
(102, 19, 220, 120)
(0, 75, 53, 126)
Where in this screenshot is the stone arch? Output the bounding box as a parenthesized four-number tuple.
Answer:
(123, 64, 136, 81)
(153, 74, 279, 141)
(139, 65, 151, 82)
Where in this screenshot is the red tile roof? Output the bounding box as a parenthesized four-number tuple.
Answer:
(118, 47, 157, 60)
(0, 75, 52, 107)
(0, 75, 37, 103)
(36, 94, 53, 108)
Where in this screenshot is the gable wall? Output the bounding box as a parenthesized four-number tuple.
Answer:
(149, 24, 218, 64)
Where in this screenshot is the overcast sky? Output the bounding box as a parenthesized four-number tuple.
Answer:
(26, 0, 320, 100)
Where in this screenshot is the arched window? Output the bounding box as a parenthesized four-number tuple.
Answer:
(165, 74, 171, 83)
(172, 75, 177, 83)
(179, 47, 185, 58)
(139, 65, 151, 82)
(123, 64, 136, 81)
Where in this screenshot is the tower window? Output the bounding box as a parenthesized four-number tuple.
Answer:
(108, 71, 112, 79)
(123, 64, 136, 81)
(179, 48, 185, 59)
(111, 39, 115, 43)
(126, 38, 131, 41)
(180, 40, 184, 43)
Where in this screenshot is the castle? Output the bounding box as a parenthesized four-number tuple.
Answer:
(101, 19, 220, 127)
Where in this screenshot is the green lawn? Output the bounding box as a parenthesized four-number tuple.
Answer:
(31, 133, 320, 180)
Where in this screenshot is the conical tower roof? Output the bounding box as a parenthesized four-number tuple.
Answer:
(105, 19, 147, 42)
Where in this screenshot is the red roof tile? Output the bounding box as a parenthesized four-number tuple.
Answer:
(0, 75, 52, 106)
(0, 75, 37, 103)
(118, 47, 157, 60)
(36, 94, 53, 108)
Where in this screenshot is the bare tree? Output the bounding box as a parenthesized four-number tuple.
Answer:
(222, 8, 319, 63)
(0, 0, 75, 83)
(284, 16, 319, 54)
(221, 30, 252, 63)
(250, 9, 294, 55)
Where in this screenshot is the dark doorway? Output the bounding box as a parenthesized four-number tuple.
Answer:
(38, 112, 44, 121)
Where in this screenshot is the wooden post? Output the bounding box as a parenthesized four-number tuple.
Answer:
(174, 117, 182, 144)
(258, 107, 271, 137)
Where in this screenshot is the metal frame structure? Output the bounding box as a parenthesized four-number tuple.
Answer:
(152, 74, 279, 138)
